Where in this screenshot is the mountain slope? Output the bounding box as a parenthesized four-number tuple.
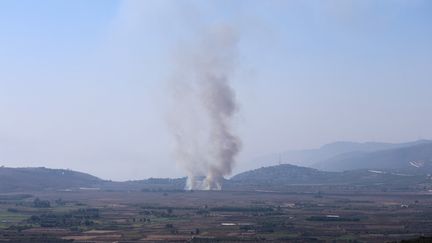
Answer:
(0, 167, 103, 192)
(314, 142, 432, 173)
(249, 140, 431, 168)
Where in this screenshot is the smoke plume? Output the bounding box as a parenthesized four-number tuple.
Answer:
(169, 25, 241, 190)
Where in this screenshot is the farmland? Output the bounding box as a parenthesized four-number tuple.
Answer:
(1, 189, 432, 242)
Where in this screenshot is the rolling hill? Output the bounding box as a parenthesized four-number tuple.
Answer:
(229, 163, 429, 190)
(1, 138, 432, 193)
(0, 163, 430, 193)
(0, 167, 103, 192)
(231, 164, 336, 184)
(0, 167, 187, 192)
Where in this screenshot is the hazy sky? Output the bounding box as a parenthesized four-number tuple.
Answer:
(0, 0, 431, 180)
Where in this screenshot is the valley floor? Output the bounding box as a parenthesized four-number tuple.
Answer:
(1, 189, 432, 242)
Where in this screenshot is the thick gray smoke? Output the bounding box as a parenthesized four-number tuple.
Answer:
(169, 26, 241, 190)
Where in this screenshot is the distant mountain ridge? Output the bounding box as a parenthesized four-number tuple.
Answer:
(314, 142, 432, 173)
(1, 139, 431, 192)
(248, 139, 431, 169)
(0, 163, 430, 193)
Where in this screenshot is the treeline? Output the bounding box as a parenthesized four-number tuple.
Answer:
(28, 208, 100, 228)
(306, 216, 360, 222)
(209, 206, 274, 212)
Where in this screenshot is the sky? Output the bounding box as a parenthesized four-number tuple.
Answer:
(0, 0, 431, 180)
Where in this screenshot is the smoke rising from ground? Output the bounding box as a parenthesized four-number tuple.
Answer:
(169, 25, 241, 190)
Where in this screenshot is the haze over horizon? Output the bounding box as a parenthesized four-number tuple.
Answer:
(1, 0, 431, 181)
